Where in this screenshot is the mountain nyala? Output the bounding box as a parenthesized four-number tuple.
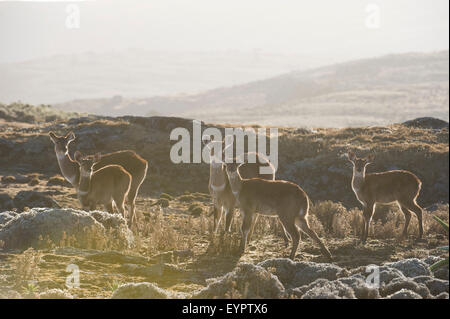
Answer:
(224, 162, 332, 260)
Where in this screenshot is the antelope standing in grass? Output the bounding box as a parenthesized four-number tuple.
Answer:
(346, 152, 424, 243)
(74, 151, 131, 221)
(204, 140, 275, 234)
(224, 162, 332, 260)
(49, 132, 148, 223)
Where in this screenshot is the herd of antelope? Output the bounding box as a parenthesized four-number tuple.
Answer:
(49, 131, 425, 261)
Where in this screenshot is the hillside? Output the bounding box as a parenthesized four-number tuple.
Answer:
(0, 102, 85, 124)
(0, 50, 307, 105)
(0, 105, 448, 299)
(1, 104, 448, 210)
(54, 51, 450, 128)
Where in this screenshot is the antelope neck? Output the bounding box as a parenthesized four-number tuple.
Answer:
(55, 150, 80, 186)
(352, 169, 365, 188)
(78, 170, 92, 195)
(351, 168, 366, 205)
(210, 162, 226, 192)
(228, 173, 243, 198)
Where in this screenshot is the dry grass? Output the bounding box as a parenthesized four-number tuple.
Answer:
(2, 196, 447, 299)
(12, 248, 42, 288)
(308, 200, 449, 240)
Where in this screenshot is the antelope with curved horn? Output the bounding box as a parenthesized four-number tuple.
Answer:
(346, 152, 424, 243)
(224, 162, 332, 260)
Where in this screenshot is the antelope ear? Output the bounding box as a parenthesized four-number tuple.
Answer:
(49, 132, 57, 143)
(93, 152, 102, 163)
(74, 151, 82, 162)
(366, 154, 375, 163)
(66, 131, 76, 143)
(347, 152, 356, 161)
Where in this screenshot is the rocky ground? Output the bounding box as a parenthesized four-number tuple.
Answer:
(0, 195, 448, 299)
(0, 108, 448, 299)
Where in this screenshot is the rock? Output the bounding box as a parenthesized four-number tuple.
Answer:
(193, 263, 285, 299)
(385, 258, 432, 278)
(257, 258, 297, 286)
(386, 289, 422, 299)
(111, 282, 179, 299)
(258, 258, 345, 289)
(435, 292, 449, 299)
(47, 176, 70, 187)
(0, 193, 14, 211)
(291, 279, 356, 299)
(1, 174, 30, 184)
(0, 210, 18, 226)
(0, 208, 133, 250)
(13, 191, 60, 211)
(402, 117, 449, 130)
(350, 265, 407, 286)
(412, 276, 449, 296)
(38, 289, 73, 299)
(422, 255, 443, 266)
(378, 267, 407, 285)
(290, 276, 380, 299)
(380, 278, 431, 299)
(90, 211, 133, 239)
(337, 277, 381, 299)
(434, 267, 449, 281)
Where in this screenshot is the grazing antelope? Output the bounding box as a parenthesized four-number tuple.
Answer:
(204, 140, 275, 234)
(346, 152, 424, 243)
(224, 162, 332, 260)
(73, 151, 131, 221)
(49, 132, 148, 222)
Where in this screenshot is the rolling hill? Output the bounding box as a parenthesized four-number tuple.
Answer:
(55, 51, 449, 128)
(0, 49, 307, 105)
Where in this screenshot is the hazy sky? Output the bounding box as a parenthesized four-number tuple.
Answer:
(0, 0, 448, 64)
